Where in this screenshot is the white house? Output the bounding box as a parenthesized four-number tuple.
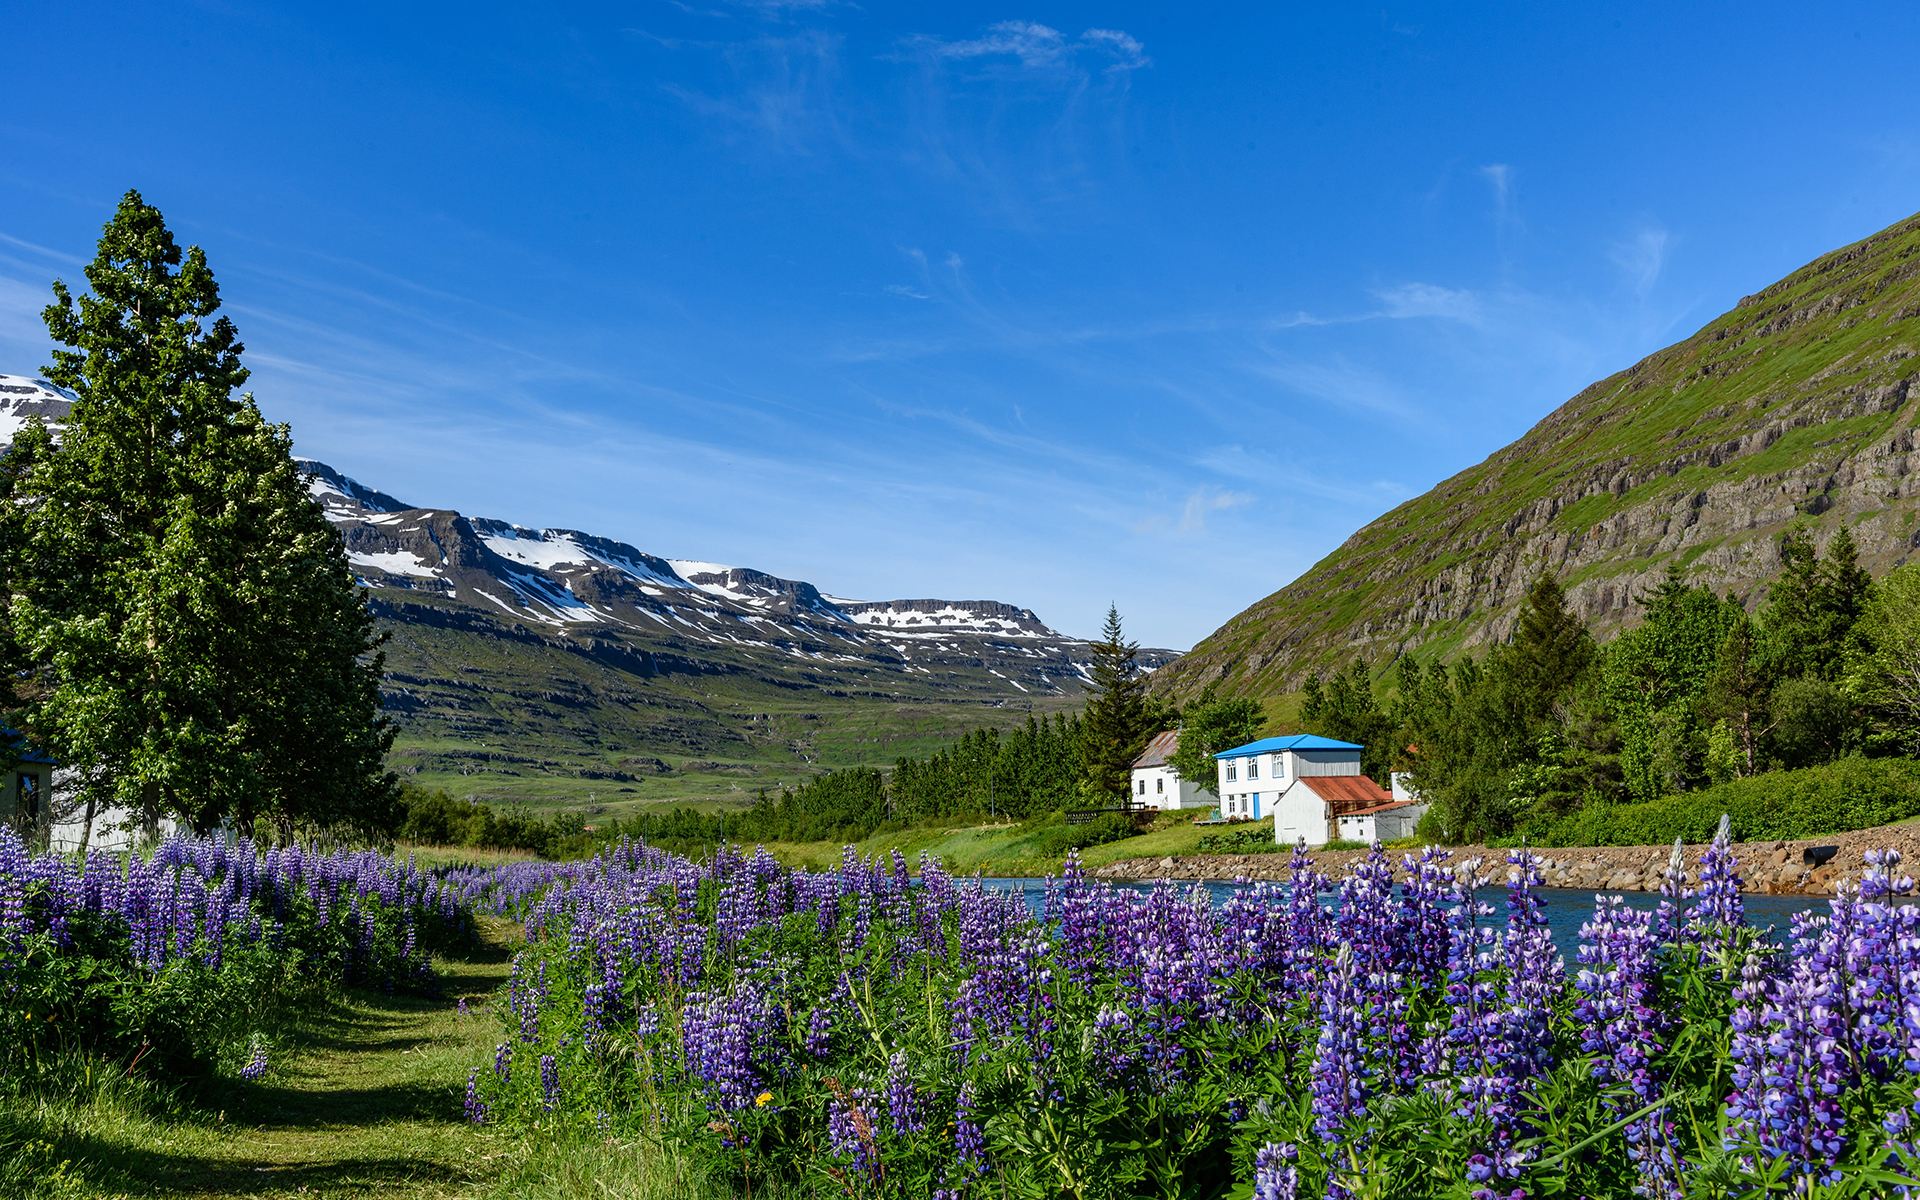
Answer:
(1129, 730, 1213, 810)
(1211, 736, 1428, 844)
(1211, 734, 1363, 823)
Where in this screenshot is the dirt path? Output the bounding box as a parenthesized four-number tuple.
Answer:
(43, 919, 522, 1200)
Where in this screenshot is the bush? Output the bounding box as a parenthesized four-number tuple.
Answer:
(1029, 811, 1137, 857)
(1197, 823, 1285, 855)
(1524, 756, 1920, 847)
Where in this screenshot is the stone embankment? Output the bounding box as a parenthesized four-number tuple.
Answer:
(1092, 823, 1920, 896)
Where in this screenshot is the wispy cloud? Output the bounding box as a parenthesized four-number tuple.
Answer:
(1611, 226, 1670, 296)
(914, 21, 1149, 72)
(1178, 486, 1251, 533)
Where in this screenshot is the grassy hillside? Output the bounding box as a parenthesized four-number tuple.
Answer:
(1157, 210, 1920, 702)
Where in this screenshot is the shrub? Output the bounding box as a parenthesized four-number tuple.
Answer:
(1029, 811, 1137, 857)
(1524, 756, 1920, 847)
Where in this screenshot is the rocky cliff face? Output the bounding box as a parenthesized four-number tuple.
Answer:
(1155, 210, 1920, 702)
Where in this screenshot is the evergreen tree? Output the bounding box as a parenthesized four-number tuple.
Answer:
(1079, 606, 1168, 801)
(1763, 527, 1873, 681)
(8, 192, 396, 839)
(1507, 570, 1596, 713)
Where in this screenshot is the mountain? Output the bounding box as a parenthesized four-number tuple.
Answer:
(1154, 210, 1920, 702)
(0, 382, 1175, 809)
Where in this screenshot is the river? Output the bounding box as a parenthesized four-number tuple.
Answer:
(978, 877, 1835, 962)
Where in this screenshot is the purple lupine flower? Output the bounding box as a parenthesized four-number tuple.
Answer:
(494, 1042, 513, 1083)
(540, 1054, 560, 1111)
(1253, 1142, 1299, 1200)
(464, 1068, 489, 1123)
(1687, 814, 1744, 966)
(1310, 944, 1370, 1152)
(240, 1039, 270, 1081)
(1575, 894, 1677, 1197)
(884, 1051, 924, 1134)
(952, 1082, 989, 1185)
(827, 1079, 882, 1184)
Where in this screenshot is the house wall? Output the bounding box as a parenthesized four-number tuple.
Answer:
(1129, 765, 1212, 810)
(1269, 779, 1332, 846)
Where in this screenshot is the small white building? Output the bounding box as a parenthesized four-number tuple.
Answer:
(1212, 735, 1364, 823)
(1211, 736, 1428, 845)
(1129, 730, 1213, 810)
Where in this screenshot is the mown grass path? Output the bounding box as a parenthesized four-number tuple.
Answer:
(22, 918, 523, 1200)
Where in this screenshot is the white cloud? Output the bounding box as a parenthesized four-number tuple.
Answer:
(1178, 487, 1251, 534)
(885, 284, 930, 300)
(916, 21, 1149, 72)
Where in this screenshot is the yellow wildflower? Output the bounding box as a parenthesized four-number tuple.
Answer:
(755, 1091, 774, 1108)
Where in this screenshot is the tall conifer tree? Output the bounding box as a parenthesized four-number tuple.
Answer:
(1079, 606, 1166, 801)
(8, 192, 395, 840)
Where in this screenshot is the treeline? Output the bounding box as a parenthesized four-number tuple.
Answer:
(1303, 527, 1920, 842)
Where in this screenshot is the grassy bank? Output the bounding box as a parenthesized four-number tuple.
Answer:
(755, 812, 1273, 877)
(0, 917, 740, 1200)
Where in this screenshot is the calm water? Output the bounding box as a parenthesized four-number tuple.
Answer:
(977, 877, 1836, 962)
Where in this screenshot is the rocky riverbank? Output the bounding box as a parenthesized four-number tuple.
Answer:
(1090, 821, 1920, 896)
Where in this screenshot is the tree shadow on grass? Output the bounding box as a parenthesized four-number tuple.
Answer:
(2, 1108, 470, 1199)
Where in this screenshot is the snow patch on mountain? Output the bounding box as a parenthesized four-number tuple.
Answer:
(349, 549, 442, 578)
(0, 375, 76, 448)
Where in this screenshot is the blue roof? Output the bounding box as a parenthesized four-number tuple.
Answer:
(0, 729, 54, 765)
(1213, 734, 1361, 759)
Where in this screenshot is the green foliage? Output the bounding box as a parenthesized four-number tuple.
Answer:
(5, 191, 395, 840)
(1524, 756, 1920, 847)
(1846, 560, 1920, 755)
(734, 768, 890, 844)
(889, 714, 1085, 822)
(1028, 811, 1138, 857)
(1079, 607, 1174, 802)
(1167, 684, 1264, 792)
(1301, 659, 1399, 782)
(1196, 823, 1287, 854)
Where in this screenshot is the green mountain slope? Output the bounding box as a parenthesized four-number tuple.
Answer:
(1155, 210, 1920, 702)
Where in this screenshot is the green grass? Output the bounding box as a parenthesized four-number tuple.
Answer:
(0, 918, 736, 1200)
(752, 813, 1267, 878)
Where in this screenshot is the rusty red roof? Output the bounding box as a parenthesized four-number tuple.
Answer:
(1298, 775, 1395, 816)
(1132, 730, 1181, 769)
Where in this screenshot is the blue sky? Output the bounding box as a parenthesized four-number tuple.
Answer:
(4, 2, 1920, 650)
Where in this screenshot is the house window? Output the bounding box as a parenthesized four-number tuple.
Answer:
(1138, 779, 1146, 795)
(1155, 778, 1164, 793)
(1225, 762, 1237, 781)
(1272, 754, 1286, 778)
(1247, 758, 1258, 779)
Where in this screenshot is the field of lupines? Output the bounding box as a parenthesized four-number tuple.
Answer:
(468, 823, 1920, 1199)
(11, 819, 1920, 1198)
(0, 827, 479, 1084)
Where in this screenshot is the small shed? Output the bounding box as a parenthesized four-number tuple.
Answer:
(1, 735, 55, 846)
